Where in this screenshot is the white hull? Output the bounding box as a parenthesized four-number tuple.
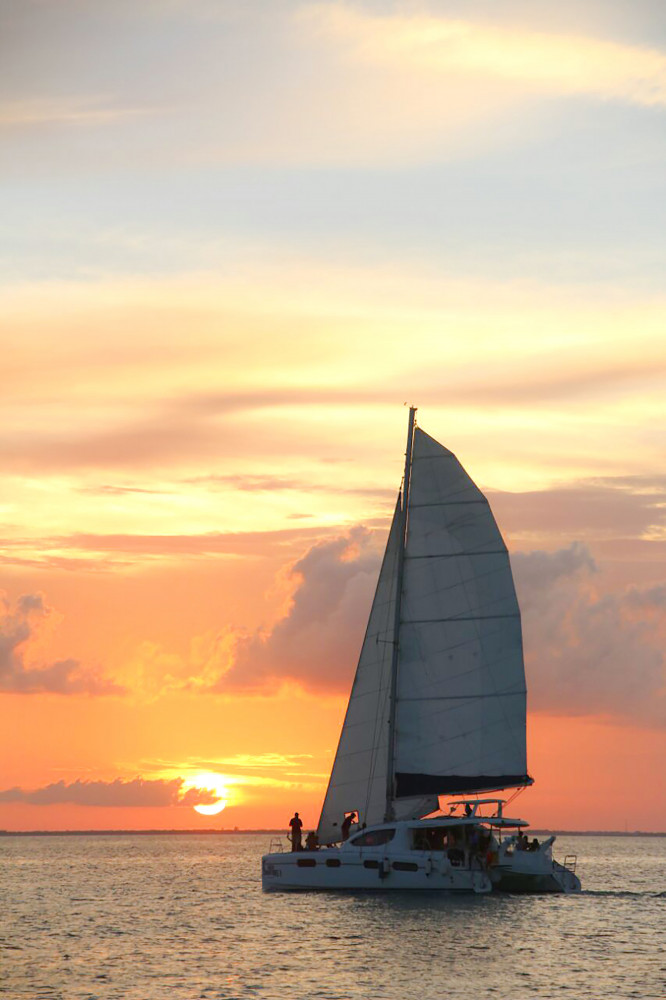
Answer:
(491, 833, 581, 894)
(491, 859, 581, 893)
(262, 848, 491, 893)
(263, 815, 581, 895)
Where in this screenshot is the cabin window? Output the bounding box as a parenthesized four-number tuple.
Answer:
(325, 858, 341, 868)
(349, 828, 395, 848)
(392, 861, 418, 872)
(410, 827, 457, 851)
(297, 858, 316, 868)
(363, 859, 379, 869)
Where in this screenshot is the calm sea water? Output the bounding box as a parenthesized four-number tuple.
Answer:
(2, 833, 664, 1000)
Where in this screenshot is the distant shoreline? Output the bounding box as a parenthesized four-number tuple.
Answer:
(1, 828, 664, 837)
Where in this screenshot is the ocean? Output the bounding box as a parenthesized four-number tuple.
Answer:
(2, 833, 664, 999)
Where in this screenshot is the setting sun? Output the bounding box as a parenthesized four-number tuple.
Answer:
(183, 772, 229, 816)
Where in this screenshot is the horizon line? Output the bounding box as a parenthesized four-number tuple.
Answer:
(2, 828, 664, 837)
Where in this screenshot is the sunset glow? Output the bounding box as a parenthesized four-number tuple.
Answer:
(183, 773, 230, 816)
(1, 1, 665, 836)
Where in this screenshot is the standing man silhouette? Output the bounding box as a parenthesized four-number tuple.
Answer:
(341, 811, 357, 841)
(289, 812, 303, 852)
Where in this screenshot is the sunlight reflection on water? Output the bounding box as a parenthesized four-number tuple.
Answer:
(1, 834, 665, 999)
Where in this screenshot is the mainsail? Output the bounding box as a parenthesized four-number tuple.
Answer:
(317, 413, 530, 844)
(395, 428, 529, 798)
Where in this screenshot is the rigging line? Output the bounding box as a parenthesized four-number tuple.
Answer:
(504, 785, 528, 807)
(365, 628, 393, 822)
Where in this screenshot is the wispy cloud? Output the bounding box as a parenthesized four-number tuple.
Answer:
(304, 4, 666, 107)
(0, 97, 155, 128)
(6, 1, 665, 175)
(489, 475, 666, 542)
(1, 526, 340, 560)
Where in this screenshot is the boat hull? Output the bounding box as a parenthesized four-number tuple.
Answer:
(491, 860, 581, 894)
(262, 850, 492, 893)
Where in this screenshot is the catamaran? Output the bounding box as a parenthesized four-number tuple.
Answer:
(262, 408, 580, 893)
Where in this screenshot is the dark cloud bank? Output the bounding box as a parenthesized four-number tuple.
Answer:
(215, 529, 666, 729)
(0, 777, 216, 808)
(2, 477, 664, 726)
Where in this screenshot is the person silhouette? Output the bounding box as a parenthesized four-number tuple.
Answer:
(341, 811, 357, 840)
(289, 812, 303, 851)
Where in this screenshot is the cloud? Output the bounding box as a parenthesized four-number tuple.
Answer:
(0, 777, 216, 807)
(183, 473, 394, 500)
(200, 528, 665, 727)
(216, 526, 382, 693)
(79, 484, 168, 496)
(304, 4, 666, 108)
(0, 97, 153, 128)
(625, 583, 666, 609)
(0, 592, 122, 695)
(1, 526, 341, 561)
(5, 1, 666, 176)
(191, 753, 315, 771)
(489, 476, 666, 542)
(512, 544, 666, 727)
(3, 345, 666, 476)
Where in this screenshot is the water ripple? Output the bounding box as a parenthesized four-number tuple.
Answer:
(1, 833, 665, 1000)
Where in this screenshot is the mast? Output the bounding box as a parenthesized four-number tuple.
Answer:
(384, 405, 416, 821)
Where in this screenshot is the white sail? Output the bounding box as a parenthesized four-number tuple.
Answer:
(394, 428, 529, 798)
(317, 500, 436, 843)
(316, 500, 400, 844)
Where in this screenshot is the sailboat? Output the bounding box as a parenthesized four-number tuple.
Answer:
(262, 409, 581, 893)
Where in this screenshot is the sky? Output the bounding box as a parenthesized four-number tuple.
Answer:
(1, 0, 665, 833)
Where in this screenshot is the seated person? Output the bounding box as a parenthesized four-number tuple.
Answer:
(305, 830, 319, 851)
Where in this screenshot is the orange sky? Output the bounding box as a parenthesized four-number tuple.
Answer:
(2, 1, 666, 833)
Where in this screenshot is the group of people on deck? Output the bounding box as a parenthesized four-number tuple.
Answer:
(288, 810, 358, 851)
(516, 832, 541, 851)
(288, 810, 541, 862)
(288, 812, 319, 852)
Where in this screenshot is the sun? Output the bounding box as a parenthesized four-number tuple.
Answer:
(183, 771, 229, 816)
